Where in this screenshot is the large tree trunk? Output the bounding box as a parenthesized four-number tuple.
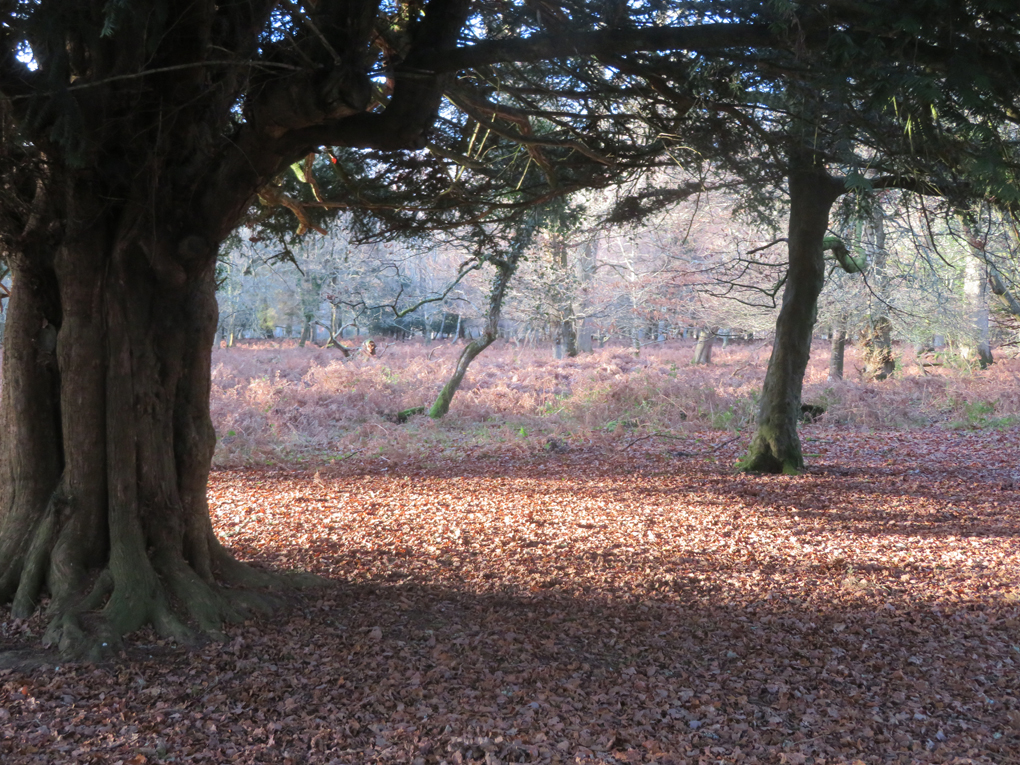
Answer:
(962, 249, 993, 368)
(0, 0, 467, 658)
(740, 161, 844, 474)
(0, 219, 283, 659)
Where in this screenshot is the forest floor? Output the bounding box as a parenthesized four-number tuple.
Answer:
(2, 341, 1020, 764)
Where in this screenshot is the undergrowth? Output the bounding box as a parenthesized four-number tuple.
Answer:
(208, 339, 1020, 467)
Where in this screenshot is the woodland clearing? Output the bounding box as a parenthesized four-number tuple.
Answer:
(2, 340, 1019, 764)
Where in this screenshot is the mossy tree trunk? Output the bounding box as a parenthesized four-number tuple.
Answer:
(740, 158, 845, 474)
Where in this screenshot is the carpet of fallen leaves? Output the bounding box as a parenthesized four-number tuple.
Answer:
(3, 425, 1020, 764)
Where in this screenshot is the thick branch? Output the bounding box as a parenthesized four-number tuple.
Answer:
(421, 23, 780, 73)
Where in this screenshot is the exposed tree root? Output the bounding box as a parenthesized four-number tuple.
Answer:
(0, 649, 58, 672)
(10, 503, 58, 619)
(0, 514, 328, 660)
(1, 529, 325, 660)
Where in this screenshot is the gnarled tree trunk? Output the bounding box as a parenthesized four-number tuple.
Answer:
(740, 159, 844, 474)
(0, 210, 286, 659)
(0, 0, 513, 658)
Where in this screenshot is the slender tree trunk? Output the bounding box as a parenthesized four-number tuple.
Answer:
(828, 324, 847, 381)
(578, 319, 594, 354)
(548, 230, 579, 358)
(575, 235, 597, 354)
(429, 254, 520, 419)
(989, 265, 1020, 317)
(963, 248, 993, 368)
(561, 318, 578, 357)
(740, 160, 844, 474)
(861, 205, 896, 380)
(299, 315, 311, 347)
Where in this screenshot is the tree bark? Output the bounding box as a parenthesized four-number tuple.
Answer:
(0, 206, 287, 659)
(740, 160, 844, 474)
(861, 315, 895, 380)
(828, 324, 847, 381)
(692, 326, 718, 365)
(429, 254, 520, 419)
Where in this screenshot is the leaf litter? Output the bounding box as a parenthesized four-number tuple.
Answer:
(2, 422, 1019, 764)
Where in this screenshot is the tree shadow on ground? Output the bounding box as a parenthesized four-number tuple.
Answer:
(3, 556, 1018, 764)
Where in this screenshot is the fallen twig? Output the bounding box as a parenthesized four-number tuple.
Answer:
(619, 432, 689, 451)
(673, 435, 741, 457)
(334, 448, 364, 462)
(619, 433, 741, 455)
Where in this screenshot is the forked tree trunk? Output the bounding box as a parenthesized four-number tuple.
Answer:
(0, 223, 283, 659)
(740, 161, 844, 474)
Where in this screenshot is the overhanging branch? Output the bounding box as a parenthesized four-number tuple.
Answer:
(420, 23, 780, 73)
